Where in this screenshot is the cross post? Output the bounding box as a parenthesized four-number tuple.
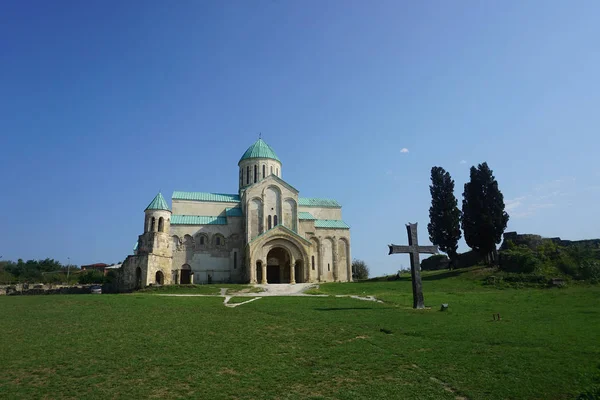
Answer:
(388, 223, 438, 309)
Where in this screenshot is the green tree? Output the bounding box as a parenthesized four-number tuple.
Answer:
(427, 166, 462, 269)
(352, 259, 369, 280)
(461, 162, 509, 265)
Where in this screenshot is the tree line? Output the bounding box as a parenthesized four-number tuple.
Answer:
(427, 162, 509, 268)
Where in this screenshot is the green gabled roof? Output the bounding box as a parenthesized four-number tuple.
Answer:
(239, 138, 280, 164)
(299, 211, 316, 220)
(171, 215, 227, 225)
(314, 219, 350, 229)
(298, 197, 341, 208)
(145, 192, 170, 211)
(226, 207, 243, 217)
(172, 191, 240, 203)
(240, 173, 299, 194)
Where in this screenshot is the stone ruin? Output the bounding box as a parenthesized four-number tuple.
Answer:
(501, 231, 600, 251)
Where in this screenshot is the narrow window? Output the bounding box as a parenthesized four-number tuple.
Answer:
(328, 263, 330, 271)
(270, 166, 273, 175)
(234, 252, 237, 269)
(312, 256, 315, 270)
(239, 169, 242, 186)
(276, 168, 279, 176)
(263, 165, 266, 179)
(268, 215, 272, 230)
(158, 217, 164, 232)
(200, 236, 205, 245)
(254, 165, 257, 183)
(274, 215, 278, 226)
(216, 237, 221, 246)
(151, 217, 156, 232)
(246, 166, 250, 184)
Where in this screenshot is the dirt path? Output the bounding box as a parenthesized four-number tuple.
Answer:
(158, 284, 383, 307)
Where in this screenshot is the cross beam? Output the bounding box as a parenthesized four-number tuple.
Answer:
(388, 223, 438, 309)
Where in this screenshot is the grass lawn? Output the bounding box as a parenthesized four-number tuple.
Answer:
(1, 268, 599, 399)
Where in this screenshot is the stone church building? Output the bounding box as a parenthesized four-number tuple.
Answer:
(119, 138, 352, 289)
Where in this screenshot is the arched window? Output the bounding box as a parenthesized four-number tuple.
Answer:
(239, 168, 242, 186)
(254, 165, 258, 183)
(312, 256, 315, 270)
(268, 215, 272, 230)
(158, 217, 164, 232)
(246, 166, 250, 184)
(274, 215, 278, 226)
(150, 217, 156, 232)
(200, 236, 205, 245)
(234, 252, 237, 269)
(328, 263, 330, 271)
(262, 165, 266, 179)
(276, 168, 279, 176)
(270, 166, 273, 175)
(216, 236, 221, 246)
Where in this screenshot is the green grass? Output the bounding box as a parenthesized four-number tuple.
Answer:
(1, 268, 599, 399)
(138, 283, 253, 295)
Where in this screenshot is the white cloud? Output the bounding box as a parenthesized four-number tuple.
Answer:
(400, 148, 409, 153)
(460, 160, 467, 164)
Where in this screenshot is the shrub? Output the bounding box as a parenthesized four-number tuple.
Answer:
(498, 249, 540, 273)
(578, 260, 600, 283)
(421, 254, 450, 271)
(352, 259, 369, 280)
(78, 270, 106, 284)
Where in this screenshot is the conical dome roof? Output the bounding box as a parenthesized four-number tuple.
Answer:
(239, 139, 280, 164)
(145, 192, 170, 211)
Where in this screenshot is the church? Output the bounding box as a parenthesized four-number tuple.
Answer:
(118, 138, 352, 289)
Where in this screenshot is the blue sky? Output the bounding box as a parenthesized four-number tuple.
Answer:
(1, 1, 599, 276)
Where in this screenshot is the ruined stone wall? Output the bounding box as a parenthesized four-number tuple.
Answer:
(172, 200, 238, 216)
(170, 222, 244, 284)
(298, 207, 342, 220)
(502, 231, 600, 250)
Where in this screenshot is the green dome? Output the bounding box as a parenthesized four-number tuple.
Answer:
(145, 192, 170, 211)
(239, 139, 280, 164)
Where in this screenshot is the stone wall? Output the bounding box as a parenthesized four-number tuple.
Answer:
(502, 231, 600, 250)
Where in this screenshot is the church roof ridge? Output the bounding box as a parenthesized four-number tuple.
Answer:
(145, 192, 170, 211)
(239, 138, 280, 164)
(172, 191, 240, 203)
(298, 197, 341, 208)
(314, 219, 350, 229)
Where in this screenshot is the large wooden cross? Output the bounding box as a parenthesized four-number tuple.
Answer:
(388, 223, 438, 309)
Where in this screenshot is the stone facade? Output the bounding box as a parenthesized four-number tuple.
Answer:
(119, 138, 352, 289)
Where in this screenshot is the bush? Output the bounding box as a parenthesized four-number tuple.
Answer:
(352, 259, 369, 280)
(78, 270, 106, 284)
(498, 249, 540, 273)
(421, 254, 450, 271)
(578, 260, 600, 283)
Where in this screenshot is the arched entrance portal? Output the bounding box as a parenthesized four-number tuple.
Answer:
(135, 267, 142, 289)
(155, 270, 164, 285)
(180, 264, 191, 284)
(295, 260, 305, 283)
(266, 247, 290, 284)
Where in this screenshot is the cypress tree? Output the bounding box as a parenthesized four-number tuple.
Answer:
(461, 162, 509, 264)
(427, 167, 462, 269)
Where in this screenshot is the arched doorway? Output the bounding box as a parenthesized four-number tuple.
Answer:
(155, 270, 164, 285)
(256, 261, 263, 283)
(135, 267, 142, 289)
(295, 260, 305, 283)
(180, 264, 191, 284)
(266, 247, 289, 283)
